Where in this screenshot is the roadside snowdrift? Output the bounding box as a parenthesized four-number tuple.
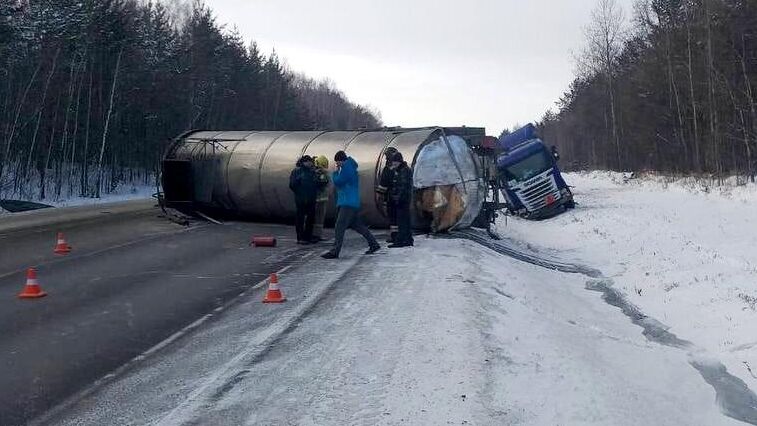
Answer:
(498, 171, 757, 388)
(0, 184, 155, 215)
(43, 184, 156, 208)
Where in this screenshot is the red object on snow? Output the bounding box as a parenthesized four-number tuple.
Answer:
(251, 236, 277, 247)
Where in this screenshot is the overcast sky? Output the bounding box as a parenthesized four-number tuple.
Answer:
(209, 0, 635, 135)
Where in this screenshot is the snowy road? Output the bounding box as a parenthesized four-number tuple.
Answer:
(0, 201, 321, 425)
(45, 234, 745, 425)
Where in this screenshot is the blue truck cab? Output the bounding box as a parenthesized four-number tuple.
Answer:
(497, 124, 574, 219)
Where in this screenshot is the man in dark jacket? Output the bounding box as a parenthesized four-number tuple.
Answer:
(322, 151, 380, 259)
(376, 147, 398, 243)
(289, 155, 322, 244)
(387, 152, 414, 248)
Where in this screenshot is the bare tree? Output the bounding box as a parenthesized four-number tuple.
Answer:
(685, 0, 702, 172)
(25, 49, 61, 188)
(703, 0, 721, 175)
(581, 0, 627, 170)
(544, 0, 757, 177)
(1, 60, 41, 183)
(96, 47, 124, 198)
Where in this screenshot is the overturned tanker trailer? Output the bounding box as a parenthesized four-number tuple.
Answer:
(161, 127, 496, 232)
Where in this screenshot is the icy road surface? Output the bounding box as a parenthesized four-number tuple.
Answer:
(46, 235, 741, 425)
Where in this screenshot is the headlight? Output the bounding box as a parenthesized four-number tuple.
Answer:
(560, 187, 570, 196)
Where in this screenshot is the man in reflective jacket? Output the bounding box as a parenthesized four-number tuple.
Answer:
(312, 155, 331, 241)
(376, 147, 398, 243)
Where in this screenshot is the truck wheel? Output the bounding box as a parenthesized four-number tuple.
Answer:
(472, 209, 493, 229)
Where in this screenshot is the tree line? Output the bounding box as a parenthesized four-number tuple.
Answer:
(540, 0, 757, 178)
(0, 0, 381, 200)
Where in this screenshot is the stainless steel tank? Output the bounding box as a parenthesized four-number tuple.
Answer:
(162, 128, 486, 229)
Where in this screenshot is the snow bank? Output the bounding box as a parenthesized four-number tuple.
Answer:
(0, 167, 156, 211)
(575, 170, 757, 203)
(498, 171, 757, 389)
(0, 184, 156, 214)
(44, 184, 156, 208)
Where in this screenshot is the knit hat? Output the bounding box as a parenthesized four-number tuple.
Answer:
(296, 155, 310, 167)
(315, 155, 329, 168)
(384, 147, 398, 158)
(334, 151, 348, 162)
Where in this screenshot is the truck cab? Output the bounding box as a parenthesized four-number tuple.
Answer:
(497, 124, 574, 219)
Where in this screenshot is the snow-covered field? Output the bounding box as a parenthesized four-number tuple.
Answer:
(499, 171, 757, 392)
(0, 184, 155, 215)
(43, 184, 157, 208)
(0, 166, 156, 214)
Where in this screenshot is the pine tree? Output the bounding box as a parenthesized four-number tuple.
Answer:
(0, 0, 381, 201)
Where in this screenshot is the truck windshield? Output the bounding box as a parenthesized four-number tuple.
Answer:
(503, 150, 553, 182)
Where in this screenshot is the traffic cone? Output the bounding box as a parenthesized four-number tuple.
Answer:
(53, 232, 72, 255)
(18, 268, 47, 299)
(262, 273, 286, 303)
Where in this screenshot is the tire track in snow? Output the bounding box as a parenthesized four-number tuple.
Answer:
(451, 229, 757, 425)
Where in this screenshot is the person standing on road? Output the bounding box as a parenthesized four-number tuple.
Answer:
(387, 152, 414, 248)
(376, 147, 399, 243)
(322, 151, 380, 259)
(312, 155, 331, 242)
(289, 155, 322, 244)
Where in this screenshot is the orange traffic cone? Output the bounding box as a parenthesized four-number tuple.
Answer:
(262, 273, 286, 303)
(54, 232, 72, 255)
(18, 268, 47, 299)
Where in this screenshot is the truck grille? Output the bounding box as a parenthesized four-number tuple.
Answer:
(515, 173, 561, 212)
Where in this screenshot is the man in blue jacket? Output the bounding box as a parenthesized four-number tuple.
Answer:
(322, 151, 381, 259)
